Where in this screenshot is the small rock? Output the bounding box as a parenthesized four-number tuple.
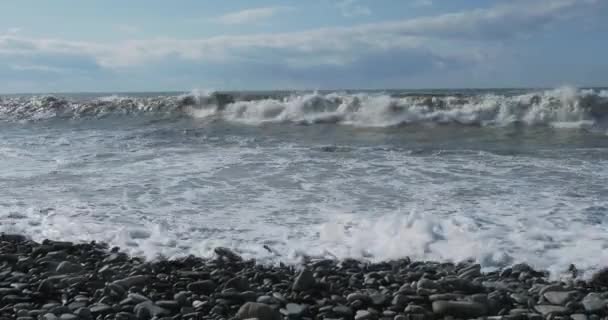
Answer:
(187, 280, 216, 294)
(333, 305, 353, 317)
(133, 301, 170, 319)
(571, 314, 588, 320)
(74, 308, 92, 320)
(59, 314, 78, 320)
(285, 303, 306, 318)
(111, 275, 149, 289)
(582, 293, 606, 313)
(534, 305, 567, 316)
(41, 314, 58, 320)
(429, 294, 462, 301)
(214, 247, 242, 261)
(236, 302, 282, 320)
(590, 268, 608, 287)
(156, 300, 179, 310)
(348, 293, 370, 303)
(355, 310, 374, 320)
(417, 279, 438, 290)
(293, 269, 315, 291)
(55, 261, 82, 274)
(404, 305, 427, 314)
(392, 294, 409, 307)
(257, 296, 279, 305)
(174, 292, 188, 306)
(370, 293, 387, 306)
(543, 291, 577, 305)
(225, 276, 249, 291)
(432, 300, 487, 318)
(89, 303, 112, 316)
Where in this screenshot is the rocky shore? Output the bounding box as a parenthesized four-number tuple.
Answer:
(1, 234, 607, 320)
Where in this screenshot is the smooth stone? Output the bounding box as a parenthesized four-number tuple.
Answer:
(236, 302, 282, 320)
(133, 301, 170, 318)
(174, 291, 188, 306)
(509, 309, 529, 315)
(417, 279, 438, 290)
(571, 314, 588, 320)
(383, 311, 396, 317)
(590, 268, 608, 287)
(49, 306, 70, 315)
(459, 268, 481, 280)
(156, 300, 179, 310)
(432, 300, 487, 318)
(582, 293, 606, 313)
(214, 247, 242, 261)
(225, 276, 249, 291)
(89, 303, 113, 315)
(59, 314, 78, 320)
(348, 293, 370, 303)
(67, 301, 87, 311)
(544, 291, 577, 305)
(293, 269, 315, 291)
(429, 294, 462, 301)
(355, 310, 373, 320)
(370, 293, 388, 306)
(187, 280, 216, 294)
(392, 294, 408, 307)
(111, 275, 149, 289)
(257, 296, 279, 305)
(539, 284, 564, 296)
(394, 316, 406, 320)
(534, 305, 567, 316)
(74, 308, 92, 320)
(510, 293, 528, 304)
(404, 305, 427, 314)
(115, 312, 136, 320)
(55, 261, 82, 274)
(285, 303, 306, 318)
(41, 314, 58, 320)
(192, 300, 206, 309)
(333, 305, 353, 317)
(127, 293, 150, 303)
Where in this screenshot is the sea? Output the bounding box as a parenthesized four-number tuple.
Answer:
(1, 86, 607, 276)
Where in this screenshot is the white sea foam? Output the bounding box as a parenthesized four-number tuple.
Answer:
(1, 87, 607, 129)
(1, 87, 608, 278)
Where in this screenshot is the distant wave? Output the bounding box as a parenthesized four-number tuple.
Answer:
(1, 87, 607, 129)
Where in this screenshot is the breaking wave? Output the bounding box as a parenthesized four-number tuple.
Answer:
(1, 87, 607, 129)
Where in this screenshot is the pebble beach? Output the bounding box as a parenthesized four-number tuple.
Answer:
(1, 234, 607, 320)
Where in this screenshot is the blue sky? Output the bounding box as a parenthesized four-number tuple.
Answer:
(0, 0, 607, 93)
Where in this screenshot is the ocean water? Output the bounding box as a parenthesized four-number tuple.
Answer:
(1, 86, 608, 276)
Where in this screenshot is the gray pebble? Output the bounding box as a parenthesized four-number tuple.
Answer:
(237, 302, 282, 320)
(293, 269, 315, 291)
(543, 291, 577, 305)
(534, 305, 567, 316)
(582, 293, 606, 313)
(432, 300, 487, 318)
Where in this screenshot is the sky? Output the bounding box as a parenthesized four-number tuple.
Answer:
(0, 0, 607, 93)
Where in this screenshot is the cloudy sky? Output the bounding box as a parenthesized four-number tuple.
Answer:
(0, 0, 607, 93)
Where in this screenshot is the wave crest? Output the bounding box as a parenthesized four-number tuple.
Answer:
(1, 87, 607, 129)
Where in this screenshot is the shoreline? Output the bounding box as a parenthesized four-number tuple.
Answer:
(1, 234, 607, 320)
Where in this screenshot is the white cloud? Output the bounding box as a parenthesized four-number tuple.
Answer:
(337, 0, 371, 17)
(215, 6, 294, 25)
(0, 0, 600, 70)
(11, 64, 66, 73)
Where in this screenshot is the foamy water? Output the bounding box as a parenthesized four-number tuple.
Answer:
(1, 87, 607, 277)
